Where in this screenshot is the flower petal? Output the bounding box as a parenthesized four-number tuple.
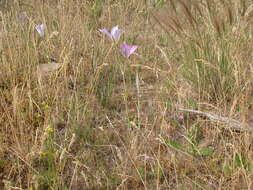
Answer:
(128, 45, 138, 55)
(120, 43, 128, 57)
(111, 26, 123, 40)
(35, 24, 45, 37)
(120, 42, 138, 57)
(110, 25, 119, 35)
(112, 29, 122, 40)
(99, 29, 113, 39)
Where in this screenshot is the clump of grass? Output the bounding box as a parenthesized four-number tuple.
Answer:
(154, 0, 253, 105)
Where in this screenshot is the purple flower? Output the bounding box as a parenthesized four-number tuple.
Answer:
(99, 25, 122, 40)
(17, 12, 28, 25)
(120, 42, 138, 58)
(35, 24, 45, 37)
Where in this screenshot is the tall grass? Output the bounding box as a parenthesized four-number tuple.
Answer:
(154, 0, 253, 105)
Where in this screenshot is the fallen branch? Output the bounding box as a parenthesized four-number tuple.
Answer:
(178, 108, 253, 132)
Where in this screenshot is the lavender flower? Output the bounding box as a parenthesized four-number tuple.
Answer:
(120, 42, 138, 58)
(99, 25, 122, 40)
(17, 12, 28, 25)
(35, 24, 45, 37)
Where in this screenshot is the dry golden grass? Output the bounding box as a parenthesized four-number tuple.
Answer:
(1, 0, 253, 189)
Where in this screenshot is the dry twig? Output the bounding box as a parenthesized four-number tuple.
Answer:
(179, 108, 253, 132)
